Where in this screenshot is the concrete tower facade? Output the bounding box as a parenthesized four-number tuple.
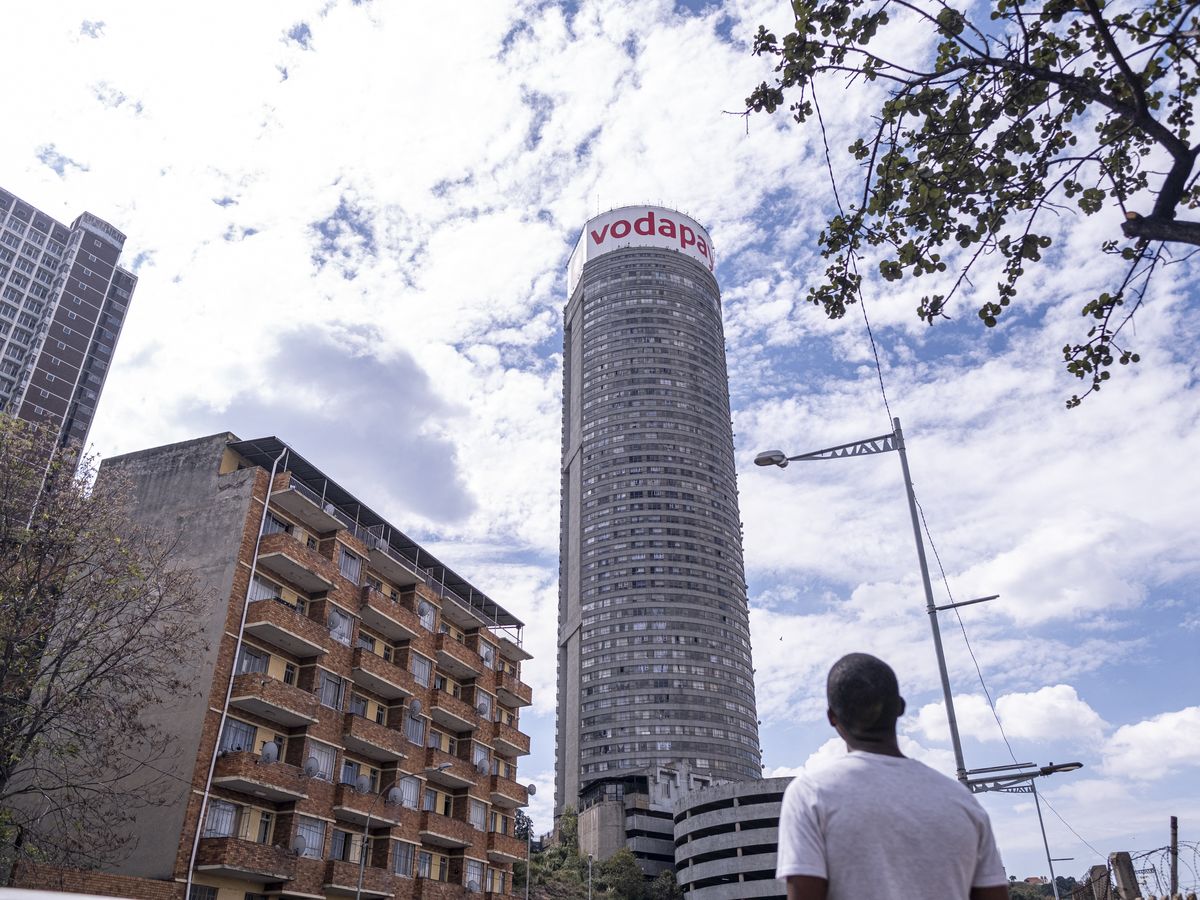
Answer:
(556, 207, 760, 841)
(0, 187, 137, 449)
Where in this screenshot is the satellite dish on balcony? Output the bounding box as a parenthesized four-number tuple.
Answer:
(386, 786, 403, 805)
(528, 784, 537, 796)
(476, 702, 489, 716)
(260, 742, 279, 764)
(291, 834, 307, 856)
(303, 757, 321, 778)
(356, 774, 372, 794)
(418, 601, 433, 618)
(481, 647, 494, 666)
(475, 759, 489, 775)
(409, 699, 423, 718)
(467, 881, 480, 892)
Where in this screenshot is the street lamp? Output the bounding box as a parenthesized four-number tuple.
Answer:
(756, 417, 1082, 899)
(524, 784, 537, 900)
(355, 777, 401, 900)
(587, 853, 593, 900)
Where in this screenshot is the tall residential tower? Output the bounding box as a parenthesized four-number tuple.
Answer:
(556, 207, 760, 869)
(0, 187, 136, 449)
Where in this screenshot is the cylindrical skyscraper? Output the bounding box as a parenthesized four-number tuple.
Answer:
(555, 207, 760, 859)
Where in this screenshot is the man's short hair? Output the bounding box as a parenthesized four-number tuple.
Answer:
(827, 653, 903, 738)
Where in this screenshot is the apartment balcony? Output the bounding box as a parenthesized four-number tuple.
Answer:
(244, 598, 327, 658)
(256, 532, 336, 594)
(429, 690, 480, 733)
(495, 671, 532, 708)
(229, 672, 320, 727)
(422, 746, 475, 789)
(487, 775, 527, 809)
(323, 859, 393, 899)
(495, 633, 532, 663)
(271, 477, 347, 534)
(359, 532, 423, 588)
(195, 837, 296, 882)
(434, 634, 483, 680)
(490, 721, 529, 757)
(418, 811, 476, 849)
(359, 586, 421, 642)
(212, 750, 308, 802)
(350, 647, 418, 701)
(415, 882, 470, 900)
(332, 783, 406, 828)
(343, 712, 407, 763)
(486, 831, 526, 864)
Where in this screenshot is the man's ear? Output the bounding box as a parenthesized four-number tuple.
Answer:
(826, 708, 837, 728)
(896, 696, 906, 717)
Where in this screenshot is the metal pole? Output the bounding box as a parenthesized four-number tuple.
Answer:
(893, 417, 968, 783)
(525, 826, 532, 900)
(1031, 783, 1060, 900)
(1171, 815, 1178, 896)
(588, 855, 593, 900)
(355, 795, 377, 900)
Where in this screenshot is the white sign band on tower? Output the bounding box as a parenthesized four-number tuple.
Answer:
(566, 205, 716, 296)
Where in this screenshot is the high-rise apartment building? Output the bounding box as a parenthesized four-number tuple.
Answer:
(0, 187, 136, 448)
(555, 207, 760, 869)
(71, 433, 533, 899)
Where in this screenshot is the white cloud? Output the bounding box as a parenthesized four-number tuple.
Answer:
(1102, 707, 1200, 781)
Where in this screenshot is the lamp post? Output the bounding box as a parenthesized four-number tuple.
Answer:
(756, 417, 1081, 899)
(587, 853, 593, 900)
(355, 778, 400, 900)
(524, 783, 537, 900)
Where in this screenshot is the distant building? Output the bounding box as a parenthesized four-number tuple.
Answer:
(0, 187, 136, 448)
(555, 206, 761, 871)
(673, 777, 791, 900)
(22, 432, 534, 899)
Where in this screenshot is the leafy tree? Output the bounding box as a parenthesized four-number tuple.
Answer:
(515, 808, 534, 841)
(596, 848, 647, 900)
(747, 0, 1199, 406)
(0, 419, 205, 874)
(648, 869, 684, 900)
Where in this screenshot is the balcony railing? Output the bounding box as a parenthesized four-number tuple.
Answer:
(422, 746, 476, 789)
(322, 859, 391, 898)
(332, 783, 406, 828)
(487, 774, 528, 809)
(244, 597, 327, 658)
(195, 837, 296, 882)
(350, 646, 419, 700)
(486, 830, 526, 864)
(343, 712, 407, 762)
(495, 670, 532, 708)
(256, 532, 336, 594)
(490, 721, 530, 757)
(429, 690, 480, 733)
(359, 586, 421, 642)
(353, 525, 423, 588)
(212, 750, 307, 802)
(434, 633, 483, 680)
(417, 811, 476, 849)
(229, 672, 320, 727)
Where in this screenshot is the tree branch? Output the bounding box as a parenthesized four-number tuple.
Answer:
(1121, 214, 1200, 244)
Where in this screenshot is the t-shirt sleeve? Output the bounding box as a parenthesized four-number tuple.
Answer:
(971, 803, 1008, 887)
(775, 775, 828, 881)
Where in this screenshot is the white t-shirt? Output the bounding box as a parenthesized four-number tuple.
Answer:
(776, 751, 1007, 899)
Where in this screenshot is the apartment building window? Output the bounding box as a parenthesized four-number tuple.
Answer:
(236, 645, 269, 675)
(262, 512, 290, 536)
(475, 691, 493, 721)
(473, 744, 490, 773)
(338, 547, 362, 583)
(218, 718, 257, 754)
(349, 694, 368, 718)
(404, 713, 425, 747)
(341, 759, 377, 790)
(318, 671, 345, 709)
(417, 851, 432, 879)
(327, 607, 353, 645)
(410, 653, 431, 688)
(203, 799, 237, 837)
(418, 602, 436, 632)
(469, 799, 487, 832)
(307, 741, 336, 781)
(393, 841, 416, 877)
(295, 816, 325, 858)
(248, 574, 281, 602)
(188, 887, 217, 900)
(329, 829, 357, 862)
(465, 859, 485, 891)
(256, 811, 274, 844)
(397, 775, 420, 809)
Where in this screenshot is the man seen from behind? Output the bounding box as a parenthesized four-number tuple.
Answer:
(776, 653, 1010, 900)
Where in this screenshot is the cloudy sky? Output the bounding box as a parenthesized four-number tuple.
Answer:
(6, 0, 1198, 886)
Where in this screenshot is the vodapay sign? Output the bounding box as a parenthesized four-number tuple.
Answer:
(566, 206, 716, 295)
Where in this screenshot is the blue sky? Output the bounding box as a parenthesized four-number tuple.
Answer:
(5, 0, 1198, 888)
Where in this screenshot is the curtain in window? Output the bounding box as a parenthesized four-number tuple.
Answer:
(410, 655, 431, 687)
(339, 548, 362, 583)
(262, 513, 289, 536)
(404, 715, 425, 746)
(465, 859, 484, 891)
(248, 575, 281, 602)
(398, 775, 420, 809)
(218, 718, 257, 753)
(469, 799, 486, 831)
(319, 672, 344, 709)
(309, 741, 336, 780)
(236, 646, 269, 675)
(203, 800, 237, 837)
(327, 607, 353, 645)
(295, 816, 324, 859)
(393, 841, 415, 877)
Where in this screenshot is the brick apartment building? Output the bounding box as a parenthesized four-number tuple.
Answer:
(48, 433, 533, 899)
